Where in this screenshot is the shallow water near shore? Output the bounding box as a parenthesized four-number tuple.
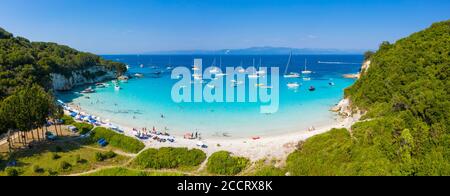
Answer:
(57, 55, 362, 138)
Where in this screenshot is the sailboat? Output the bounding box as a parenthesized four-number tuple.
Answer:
(209, 58, 220, 74)
(256, 58, 266, 75)
(237, 61, 246, 73)
(248, 58, 260, 79)
(283, 52, 301, 78)
(215, 57, 227, 77)
(302, 59, 312, 74)
(166, 58, 174, 71)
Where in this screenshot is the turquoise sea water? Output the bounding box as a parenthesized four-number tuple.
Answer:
(57, 55, 362, 138)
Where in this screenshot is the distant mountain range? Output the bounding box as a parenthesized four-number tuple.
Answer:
(147, 47, 367, 55)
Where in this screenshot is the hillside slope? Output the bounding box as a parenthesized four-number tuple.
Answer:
(286, 20, 450, 176)
(0, 27, 126, 97)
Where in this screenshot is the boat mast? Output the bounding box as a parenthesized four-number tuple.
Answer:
(284, 51, 292, 75)
(259, 57, 262, 69)
(304, 59, 307, 71)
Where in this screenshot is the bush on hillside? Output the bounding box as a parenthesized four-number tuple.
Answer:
(89, 127, 144, 153)
(207, 151, 249, 175)
(132, 147, 206, 169)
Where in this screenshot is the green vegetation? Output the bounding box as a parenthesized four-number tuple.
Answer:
(84, 167, 185, 176)
(131, 147, 206, 170)
(246, 160, 286, 176)
(0, 142, 129, 176)
(0, 85, 57, 139)
(0, 27, 126, 136)
(287, 20, 450, 176)
(94, 151, 117, 162)
(89, 127, 145, 153)
(207, 151, 249, 175)
(61, 115, 75, 125)
(72, 122, 94, 135)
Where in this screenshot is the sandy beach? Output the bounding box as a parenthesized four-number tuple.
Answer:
(67, 100, 359, 162)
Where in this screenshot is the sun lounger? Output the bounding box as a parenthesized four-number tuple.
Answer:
(98, 138, 108, 147)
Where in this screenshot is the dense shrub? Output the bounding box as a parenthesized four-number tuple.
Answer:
(207, 151, 249, 175)
(90, 127, 144, 153)
(72, 122, 94, 134)
(95, 152, 106, 162)
(5, 167, 19, 176)
(132, 147, 206, 169)
(61, 115, 75, 125)
(59, 161, 72, 171)
(95, 151, 117, 162)
(0, 27, 126, 135)
(287, 20, 450, 176)
(33, 165, 45, 173)
(51, 153, 61, 160)
(286, 129, 355, 176)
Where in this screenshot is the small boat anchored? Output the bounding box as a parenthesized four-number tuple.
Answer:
(114, 85, 121, 91)
(81, 87, 95, 94)
(134, 73, 144, 78)
(309, 86, 316, 91)
(283, 51, 301, 78)
(287, 82, 300, 89)
(302, 59, 313, 74)
(95, 83, 107, 88)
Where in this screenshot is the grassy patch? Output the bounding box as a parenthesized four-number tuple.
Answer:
(131, 147, 206, 170)
(84, 167, 185, 176)
(286, 128, 354, 176)
(207, 151, 249, 175)
(61, 115, 75, 125)
(88, 127, 145, 154)
(0, 142, 130, 176)
(72, 122, 94, 135)
(245, 160, 286, 176)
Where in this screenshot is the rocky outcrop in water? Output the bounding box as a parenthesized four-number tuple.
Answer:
(51, 66, 117, 91)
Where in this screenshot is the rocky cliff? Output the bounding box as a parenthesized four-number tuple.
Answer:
(51, 66, 117, 91)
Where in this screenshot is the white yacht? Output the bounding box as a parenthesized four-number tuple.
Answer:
(302, 59, 313, 74)
(287, 82, 300, 89)
(283, 51, 301, 78)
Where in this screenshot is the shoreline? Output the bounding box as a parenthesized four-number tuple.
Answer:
(66, 100, 359, 161)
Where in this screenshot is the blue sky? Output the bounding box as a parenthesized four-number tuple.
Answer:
(1, 0, 449, 54)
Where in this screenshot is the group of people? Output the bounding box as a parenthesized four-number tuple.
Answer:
(184, 131, 201, 140)
(133, 126, 174, 143)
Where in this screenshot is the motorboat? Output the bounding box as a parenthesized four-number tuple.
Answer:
(134, 73, 144, 78)
(81, 87, 95, 94)
(114, 85, 121, 91)
(287, 82, 300, 89)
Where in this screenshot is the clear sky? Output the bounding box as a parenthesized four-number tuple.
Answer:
(1, 0, 449, 54)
